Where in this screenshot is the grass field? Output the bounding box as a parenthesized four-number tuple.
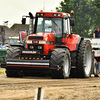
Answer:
(0, 70, 5, 73)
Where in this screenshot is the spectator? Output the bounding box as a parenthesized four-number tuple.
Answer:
(93, 26, 100, 38)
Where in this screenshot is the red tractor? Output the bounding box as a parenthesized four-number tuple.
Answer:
(6, 11, 93, 78)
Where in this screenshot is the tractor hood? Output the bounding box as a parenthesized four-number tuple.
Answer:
(27, 32, 55, 42)
(26, 32, 55, 55)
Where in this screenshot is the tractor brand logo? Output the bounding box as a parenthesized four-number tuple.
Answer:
(22, 51, 37, 54)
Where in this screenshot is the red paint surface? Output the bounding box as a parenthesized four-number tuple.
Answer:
(62, 34, 80, 51)
(26, 32, 55, 55)
(19, 31, 27, 41)
(35, 12, 66, 17)
(7, 65, 49, 68)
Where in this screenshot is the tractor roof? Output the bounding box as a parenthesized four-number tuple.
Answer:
(35, 11, 70, 18)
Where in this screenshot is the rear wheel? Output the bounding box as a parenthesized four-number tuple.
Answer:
(6, 47, 22, 59)
(76, 40, 92, 78)
(93, 58, 98, 77)
(6, 46, 23, 77)
(50, 48, 71, 79)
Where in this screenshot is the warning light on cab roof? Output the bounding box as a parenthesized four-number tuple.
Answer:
(40, 10, 43, 12)
(70, 10, 74, 14)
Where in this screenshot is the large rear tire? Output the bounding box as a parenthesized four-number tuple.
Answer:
(76, 40, 92, 78)
(50, 48, 71, 79)
(6, 46, 23, 77)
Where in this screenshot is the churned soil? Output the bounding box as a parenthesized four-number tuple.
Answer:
(0, 72, 100, 100)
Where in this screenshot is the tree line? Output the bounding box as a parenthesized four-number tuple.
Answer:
(56, 0, 100, 37)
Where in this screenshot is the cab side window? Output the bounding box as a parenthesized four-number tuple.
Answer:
(64, 18, 71, 34)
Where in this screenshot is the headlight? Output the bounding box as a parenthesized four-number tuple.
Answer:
(30, 45, 34, 49)
(27, 41, 32, 43)
(39, 41, 46, 44)
(38, 46, 42, 49)
(32, 41, 39, 43)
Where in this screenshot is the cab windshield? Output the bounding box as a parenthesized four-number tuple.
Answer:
(35, 17, 63, 45)
(36, 17, 62, 33)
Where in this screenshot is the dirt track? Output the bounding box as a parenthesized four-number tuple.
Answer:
(0, 72, 100, 100)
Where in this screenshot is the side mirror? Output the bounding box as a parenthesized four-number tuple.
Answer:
(22, 18, 26, 24)
(29, 12, 34, 19)
(70, 18, 75, 26)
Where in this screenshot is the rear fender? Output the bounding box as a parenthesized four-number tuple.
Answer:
(55, 46, 70, 51)
(62, 34, 83, 51)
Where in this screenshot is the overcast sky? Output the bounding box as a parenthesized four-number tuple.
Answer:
(0, 0, 63, 27)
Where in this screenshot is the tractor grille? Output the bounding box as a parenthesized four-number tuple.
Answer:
(28, 36, 43, 40)
(28, 44, 43, 54)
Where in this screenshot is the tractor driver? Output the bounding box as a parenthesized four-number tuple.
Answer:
(93, 26, 100, 38)
(52, 21, 60, 33)
(48, 20, 60, 33)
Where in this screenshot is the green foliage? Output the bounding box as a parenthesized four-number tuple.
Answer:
(56, 0, 100, 37)
(94, 0, 100, 8)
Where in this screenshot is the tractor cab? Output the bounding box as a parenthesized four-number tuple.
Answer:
(33, 12, 74, 46)
(22, 11, 75, 46)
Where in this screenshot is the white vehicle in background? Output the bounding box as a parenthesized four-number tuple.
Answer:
(4, 36, 19, 47)
(85, 38, 100, 76)
(5, 31, 27, 47)
(8, 36, 19, 46)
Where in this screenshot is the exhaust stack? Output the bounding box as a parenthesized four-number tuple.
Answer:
(29, 18, 33, 35)
(29, 12, 34, 35)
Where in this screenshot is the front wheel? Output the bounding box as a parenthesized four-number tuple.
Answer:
(6, 46, 23, 77)
(50, 48, 71, 79)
